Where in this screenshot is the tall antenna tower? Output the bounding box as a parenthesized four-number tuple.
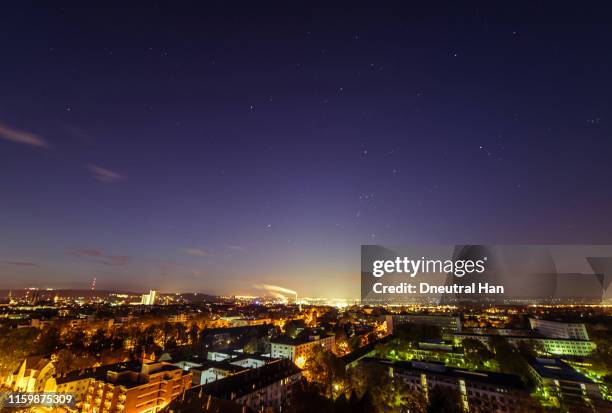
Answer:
(91, 277, 97, 291)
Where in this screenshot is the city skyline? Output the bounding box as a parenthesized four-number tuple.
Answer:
(2, 4, 612, 298)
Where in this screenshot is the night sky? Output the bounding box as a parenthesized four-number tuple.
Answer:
(1, 3, 612, 298)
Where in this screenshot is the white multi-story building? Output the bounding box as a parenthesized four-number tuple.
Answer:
(271, 334, 335, 367)
(528, 318, 589, 340)
(141, 290, 157, 305)
(454, 333, 596, 357)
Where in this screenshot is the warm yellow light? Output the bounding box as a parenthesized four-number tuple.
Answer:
(296, 356, 306, 368)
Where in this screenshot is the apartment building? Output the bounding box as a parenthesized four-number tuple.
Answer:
(51, 361, 192, 413)
(380, 359, 532, 413)
(165, 359, 301, 413)
(527, 357, 607, 412)
(528, 318, 590, 340)
(271, 334, 335, 367)
(385, 314, 461, 338)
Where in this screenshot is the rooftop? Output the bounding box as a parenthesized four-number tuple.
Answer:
(528, 357, 594, 383)
(162, 393, 250, 413)
(190, 359, 301, 400)
(55, 361, 187, 388)
(377, 359, 526, 389)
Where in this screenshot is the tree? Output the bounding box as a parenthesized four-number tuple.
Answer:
(334, 390, 377, 413)
(587, 324, 612, 375)
(54, 349, 75, 377)
(516, 339, 544, 357)
(0, 328, 40, 377)
(39, 326, 62, 354)
(304, 347, 346, 398)
(462, 338, 493, 368)
(349, 362, 426, 413)
(289, 378, 334, 413)
(284, 320, 304, 338)
(348, 335, 362, 352)
(243, 336, 259, 354)
(375, 377, 426, 413)
(489, 337, 532, 385)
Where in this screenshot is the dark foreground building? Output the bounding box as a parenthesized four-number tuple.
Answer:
(164, 359, 301, 413)
(371, 359, 533, 413)
(527, 357, 609, 413)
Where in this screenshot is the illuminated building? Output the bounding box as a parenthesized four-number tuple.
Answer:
(69, 318, 89, 329)
(385, 314, 461, 338)
(527, 357, 607, 412)
(189, 363, 246, 385)
(141, 290, 157, 305)
(52, 361, 191, 413)
(30, 318, 56, 329)
(454, 333, 596, 357)
(6, 356, 55, 392)
(539, 338, 597, 357)
(380, 359, 531, 413)
(167, 313, 188, 323)
(411, 340, 466, 365)
(528, 318, 590, 340)
(271, 334, 335, 367)
(173, 353, 270, 385)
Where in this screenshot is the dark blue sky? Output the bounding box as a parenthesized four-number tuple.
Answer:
(1, 3, 612, 298)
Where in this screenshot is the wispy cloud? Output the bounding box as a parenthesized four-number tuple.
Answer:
(0, 122, 48, 148)
(181, 247, 210, 257)
(0, 260, 37, 266)
(228, 245, 246, 252)
(87, 164, 123, 183)
(68, 248, 129, 265)
(254, 283, 298, 299)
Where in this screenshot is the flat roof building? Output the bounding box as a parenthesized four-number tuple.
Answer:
(166, 359, 301, 413)
(374, 359, 533, 413)
(529, 318, 590, 341)
(271, 334, 335, 367)
(527, 357, 607, 412)
(385, 314, 461, 338)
